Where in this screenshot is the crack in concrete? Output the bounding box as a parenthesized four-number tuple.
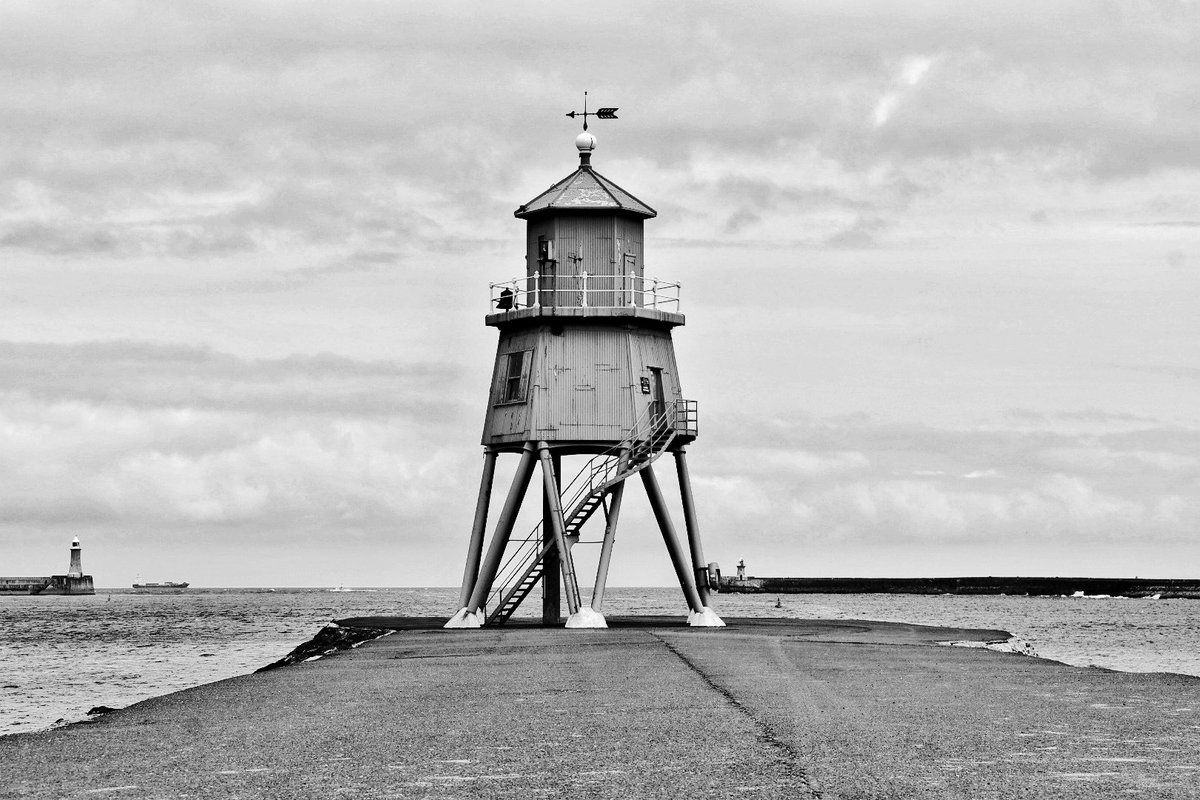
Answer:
(649, 632, 823, 799)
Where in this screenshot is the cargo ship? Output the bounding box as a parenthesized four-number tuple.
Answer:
(132, 578, 189, 591)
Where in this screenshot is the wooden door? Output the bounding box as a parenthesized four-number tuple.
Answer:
(648, 367, 667, 433)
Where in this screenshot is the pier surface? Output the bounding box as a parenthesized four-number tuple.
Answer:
(3, 617, 1198, 799)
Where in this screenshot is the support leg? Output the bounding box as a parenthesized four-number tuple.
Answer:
(457, 449, 497, 609)
(538, 444, 587, 625)
(674, 450, 711, 607)
(542, 451, 561, 624)
(640, 464, 724, 627)
(446, 444, 537, 628)
(590, 480, 625, 613)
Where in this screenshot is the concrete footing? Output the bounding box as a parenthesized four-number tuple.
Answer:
(565, 607, 608, 628)
(442, 607, 483, 628)
(687, 606, 725, 626)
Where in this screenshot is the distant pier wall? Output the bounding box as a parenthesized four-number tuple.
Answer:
(0, 575, 94, 595)
(719, 576, 1200, 599)
(0, 577, 52, 595)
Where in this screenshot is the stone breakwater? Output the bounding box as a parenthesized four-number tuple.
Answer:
(257, 623, 395, 671)
(720, 575, 1200, 598)
(0, 575, 94, 595)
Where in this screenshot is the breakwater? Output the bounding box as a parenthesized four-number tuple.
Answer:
(719, 575, 1200, 598)
(1, 538, 95, 595)
(0, 575, 95, 595)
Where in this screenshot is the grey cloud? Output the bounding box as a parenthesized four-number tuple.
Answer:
(824, 216, 888, 249)
(0, 223, 122, 255)
(0, 340, 467, 419)
(696, 413, 1200, 543)
(0, 339, 480, 531)
(4, 1, 1198, 264)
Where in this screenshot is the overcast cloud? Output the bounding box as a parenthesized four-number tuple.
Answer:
(1, 1, 1197, 587)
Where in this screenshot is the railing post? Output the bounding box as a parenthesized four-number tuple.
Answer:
(533, 271, 540, 309)
(581, 271, 588, 308)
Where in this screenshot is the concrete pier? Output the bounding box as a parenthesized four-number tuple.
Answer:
(2, 617, 1198, 799)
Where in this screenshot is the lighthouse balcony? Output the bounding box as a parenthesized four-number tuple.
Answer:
(486, 272, 685, 327)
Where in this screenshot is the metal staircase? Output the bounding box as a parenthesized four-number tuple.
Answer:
(484, 399, 697, 625)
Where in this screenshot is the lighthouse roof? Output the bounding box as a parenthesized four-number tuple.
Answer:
(515, 164, 656, 220)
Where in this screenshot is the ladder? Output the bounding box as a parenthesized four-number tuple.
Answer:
(485, 399, 696, 625)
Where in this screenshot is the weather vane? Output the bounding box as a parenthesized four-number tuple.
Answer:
(565, 91, 618, 131)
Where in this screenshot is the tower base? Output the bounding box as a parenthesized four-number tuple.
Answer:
(687, 607, 725, 627)
(444, 607, 484, 628)
(565, 607, 607, 628)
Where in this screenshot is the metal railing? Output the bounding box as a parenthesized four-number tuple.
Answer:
(483, 398, 698, 621)
(490, 272, 681, 313)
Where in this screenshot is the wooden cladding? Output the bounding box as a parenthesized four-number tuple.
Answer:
(481, 324, 684, 447)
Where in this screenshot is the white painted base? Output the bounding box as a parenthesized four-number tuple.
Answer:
(443, 607, 484, 628)
(687, 607, 726, 627)
(565, 607, 608, 628)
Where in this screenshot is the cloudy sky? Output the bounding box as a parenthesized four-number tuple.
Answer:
(2, 1, 1197, 591)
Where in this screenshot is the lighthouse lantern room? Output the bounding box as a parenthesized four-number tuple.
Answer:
(447, 115, 723, 629)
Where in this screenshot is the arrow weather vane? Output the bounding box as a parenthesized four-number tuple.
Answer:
(565, 91, 618, 131)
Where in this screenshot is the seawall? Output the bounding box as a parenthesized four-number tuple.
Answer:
(2, 615, 1199, 799)
(0, 577, 51, 595)
(0, 575, 95, 595)
(720, 575, 1200, 598)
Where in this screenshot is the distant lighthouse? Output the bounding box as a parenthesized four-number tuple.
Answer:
(67, 537, 84, 578)
(447, 112, 723, 629)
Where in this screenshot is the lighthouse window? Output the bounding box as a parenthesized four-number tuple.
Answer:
(498, 350, 531, 405)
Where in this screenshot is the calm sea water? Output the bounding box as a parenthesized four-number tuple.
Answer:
(2, 587, 1197, 738)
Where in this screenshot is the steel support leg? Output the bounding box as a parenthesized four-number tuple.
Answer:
(674, 450, 711, 607)
(590, 480, 626, 612)
(542, 451, 562, 624)
(640, 463, 705, 613)
(538, 443, 581, 616)
(458, 449, 497, 608)
(465, 444, 537, 615)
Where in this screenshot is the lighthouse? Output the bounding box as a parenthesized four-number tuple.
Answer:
(447, 114, 723, 629)
(67, 537, 83, 578)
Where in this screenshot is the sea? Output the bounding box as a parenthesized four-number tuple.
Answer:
(2, 587, 1198, 738)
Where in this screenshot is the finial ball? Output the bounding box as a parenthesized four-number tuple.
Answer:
(575, 131, 597, 152)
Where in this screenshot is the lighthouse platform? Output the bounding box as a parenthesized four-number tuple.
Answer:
(3, 617, 1198, 799)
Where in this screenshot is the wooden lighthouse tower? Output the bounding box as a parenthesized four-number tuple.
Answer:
(447, 116, 723, 629)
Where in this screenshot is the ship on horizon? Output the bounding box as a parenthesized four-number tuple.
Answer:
(132, 577, 189, 591)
